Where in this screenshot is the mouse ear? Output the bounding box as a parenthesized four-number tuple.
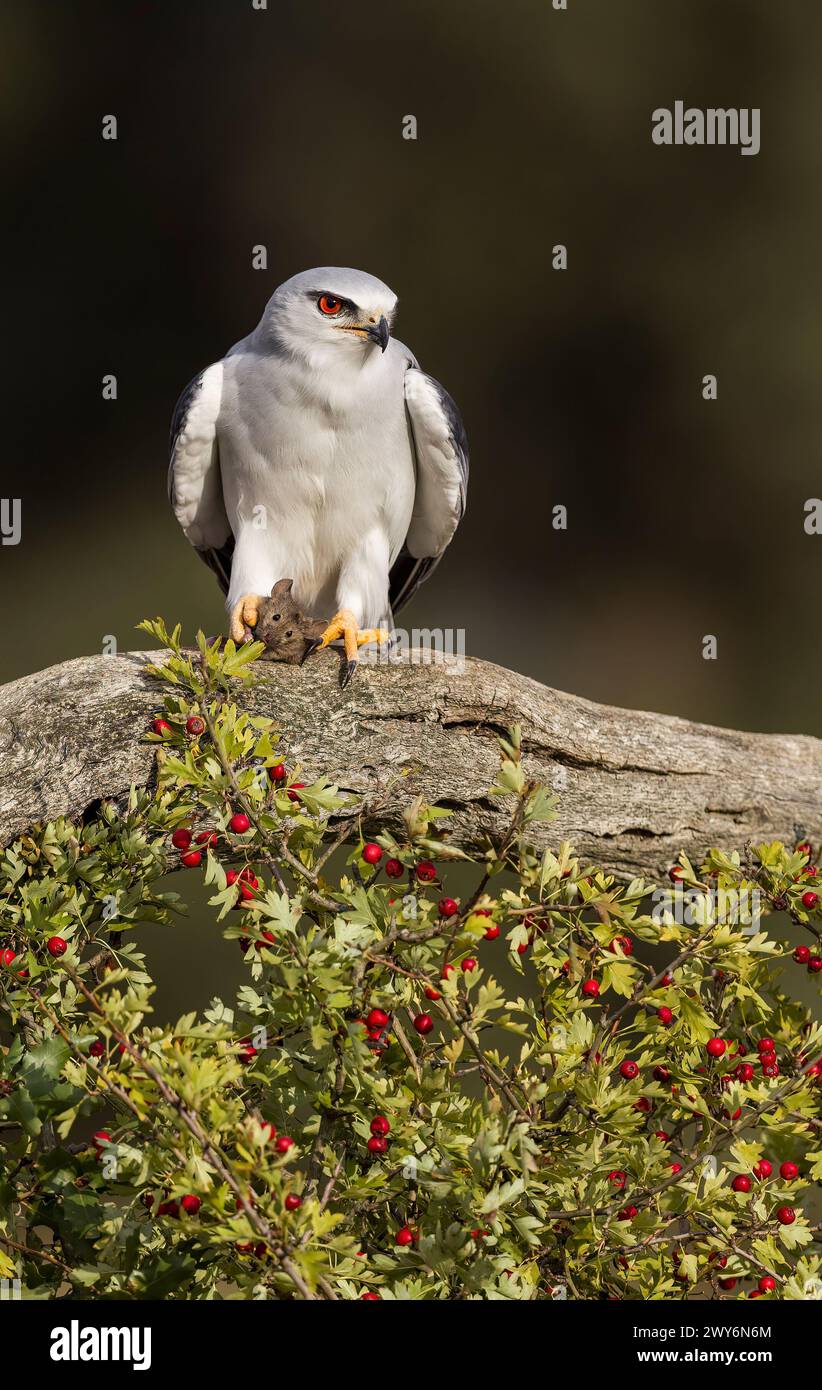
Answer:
(270, 577, 294, 599)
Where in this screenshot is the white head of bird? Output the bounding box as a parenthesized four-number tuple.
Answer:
(257, 266, 398, 371)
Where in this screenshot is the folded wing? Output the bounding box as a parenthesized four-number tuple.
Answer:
(390, 367, 469, 616)
(168, 362, 235, 594)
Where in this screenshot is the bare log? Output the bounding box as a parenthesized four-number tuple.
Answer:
(0, 649, 819, 880)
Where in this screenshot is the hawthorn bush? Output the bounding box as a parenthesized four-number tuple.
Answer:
(1, 620, 821, 1301)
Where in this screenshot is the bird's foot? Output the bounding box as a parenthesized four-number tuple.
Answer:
(229, 594, 263, 644)
(304, 608, 389, 687)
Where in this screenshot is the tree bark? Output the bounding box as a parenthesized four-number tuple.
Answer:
(0, 649, 819, 880)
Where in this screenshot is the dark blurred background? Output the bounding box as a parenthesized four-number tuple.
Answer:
(4, 0, 822, 733)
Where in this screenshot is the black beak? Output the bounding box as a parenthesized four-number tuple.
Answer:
(367, 315, 390, 353)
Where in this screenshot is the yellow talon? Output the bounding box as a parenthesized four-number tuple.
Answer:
(229, 594, 262, 644)
(314, 609, 389, 684)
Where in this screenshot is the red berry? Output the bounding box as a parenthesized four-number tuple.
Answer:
(268, 762, 286, 783)
(395, 1226, 415, 1247)
(483, 924, 501, 940)
(158, 1200, 180, 1218)
(171, 828, 192, 850)
(366, 1008, 389, 1030)
(186, 716, 206, 736)
(808, 956, 822, 973)
(731, 1174, 752, 1193)
(617, 1205, 638, 1221)
(195, 830, 218, 848)
(180, 849, 202, 868)
(619, 1060, 639, 1080)
(180, 1194, 201, 1215)
(653, 1065, 671, 1082)
(283, 1193, 302, 1212)
(753, 1159, 773, 1179)
(385, 859, 404, 879)
(669, 1162, 683, 1174)
(461, 957, 477, 973)
(367, 1136, 388, 1155)
(762, 1059, 780, 1077)
(424, 985, 440, 1001)
(634, 1097, 652, 1113)
(736, 1063, 755, 1082)
(362, 843, 383, 865)
(607, 1170, 626, 1188)
(229, 813, 251, 834)
(89, 1040, 105, 1057)
(438, 897, 458, 918)
(657, 1007, 674, 1027)
(275, 1135, 294, 1154)
(801, 891, 819, 910)
(758, 1038, 776, 1054)
(46, 936, 67, 958)
(668, 865, 685, 883)
(653, 1131, 671, 1144)
(794, 945, 811, 963)
(238, 1038, 258, 1063)
(370, 1115, 391, 1137)
(706, 1038, 726, 1058)
(413, 1013, 434, 1035)
(758, 1275, 776, 1294)
(415, 861, 437, 883)
(287, 782, 306, 802)
(719, 1277, 737, 1291)
(1, 947, 16, 967)
(609, 936, 633, 956)
(151, 718, 172, 736)
(779, 1160, 799, 1181)
(516, 941, 529, 956)
(776, 1205, 796, 1225)
(260, 1121, 277, 1142)
(361, 1291, 381, 1300)
(581, 979, 600, 998)
(92, 1130, 111, 1150)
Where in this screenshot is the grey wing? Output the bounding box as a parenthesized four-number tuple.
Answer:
(168, 361, 235, 594)
(390, 367, 469, 616)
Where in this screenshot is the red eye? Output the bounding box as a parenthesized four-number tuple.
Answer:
(318, 294, 343, 316)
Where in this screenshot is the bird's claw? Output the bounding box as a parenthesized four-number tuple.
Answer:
(300, 637, 323, 665)
(229, 595, 263, 644)
(301, 609, 388, 687)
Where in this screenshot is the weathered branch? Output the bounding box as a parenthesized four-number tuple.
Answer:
(0, 648, 820, 879)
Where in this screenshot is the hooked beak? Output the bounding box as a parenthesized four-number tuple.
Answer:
(366, 315, 390, 353)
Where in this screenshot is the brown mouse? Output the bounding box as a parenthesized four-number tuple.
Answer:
(252, 578, 326, 664)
